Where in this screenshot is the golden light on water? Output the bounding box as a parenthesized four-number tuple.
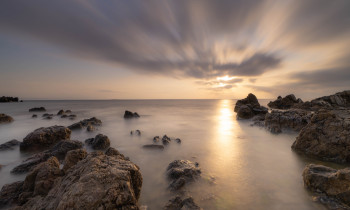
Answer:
(218, 100, 234, 136)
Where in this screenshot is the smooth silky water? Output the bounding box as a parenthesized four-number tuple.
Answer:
(0, 100, 344, 209)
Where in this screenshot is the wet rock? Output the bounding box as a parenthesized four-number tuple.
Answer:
(0, 139, 21, 151)
(20, 126, 71, 151)
(250, 114, 266, 127)
(303, 164, 350, 208)
(68, 117, 102, 130)
(62, 149, 87, 173)
(268, 94, 303, 109)
(124, 110, 140, 118)
(234, 93, 268, 119)
(175, 138, 181, 144)
(0, 96, 19, 103)
(142, 144, 164, 150)
(86, 125, 94, 132)
(56, 110, 64, 115)
(153, 136, 160, 142)
(265, 109, 312, 133)
(292, 109, 350, 163)
(12, 152, 142, 209)
(167, 160, 201, 191)
(0, 181, 24, 207)
(31, 114, 37, 118)
(12, 140, 83, 174)
(0, 113, 14, 124)
(162, 135, 171, 145)
(105, 147, 126, 159)
(29, 107, 46, 112)
(164, 196, 202, 210)
(85, 134, 110, 150)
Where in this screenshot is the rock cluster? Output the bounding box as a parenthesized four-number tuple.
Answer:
(124, 110, 140, 118)
(166, 160, 201, 191)
(234, 93, 268, 119)
(85, 134, 110, 150)
(0, 96, 19, 103)
(68, 117, 102, 130)
(28, 107, 46, 112)
(0, 113, 14, 124)
(0, 140, 21, 151)
(268, 94, 303, 109)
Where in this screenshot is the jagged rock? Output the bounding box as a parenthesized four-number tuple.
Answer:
(268, 94, 303, 109)
(234, 93, 268, 119)
(292, 109, 350, 163)
(31, 114, 37, 118)
(85, 134, 110, 150)
(68, 117, 102, 130)
(12, 140, 83, 174)
(0, 113, 14, 124)
(9, 152, 142, 209)
(164, 196, 202, 210)
(162, 135, 171, 145)
(0, 140, 21, 151)
(124, 110, 140, 119)
(303, 164, 350, 208)
(0, 96, 19, 103)
(166, 160, 201, 191)
(62, 149, 87, 173)
(142, 145, 164, 150)
(29, 107, 46, 112)
(20, 126, 71, 151)
(0, 181, 24, 207)
(265, 109, 312, 133)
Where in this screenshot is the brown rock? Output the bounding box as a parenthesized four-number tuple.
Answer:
(62, 149, 87, 172)
(0, 113, 14, 124)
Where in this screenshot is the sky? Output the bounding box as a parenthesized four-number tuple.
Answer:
(0, 0, 350, 100)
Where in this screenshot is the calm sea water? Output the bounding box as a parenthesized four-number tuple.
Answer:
(0, 100, 343, 209)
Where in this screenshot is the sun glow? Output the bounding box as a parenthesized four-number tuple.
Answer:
(216, 75, 236, 81)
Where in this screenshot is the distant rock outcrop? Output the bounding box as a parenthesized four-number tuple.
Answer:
(268, 94, 303, 109)
(68, 117, 102, 130)
(28, 107, 46, 112)
(0, 96, 19, 103)
(0, 113, 14, 124)
(124, 110, 140, 118)
(234, 93, 268, 119)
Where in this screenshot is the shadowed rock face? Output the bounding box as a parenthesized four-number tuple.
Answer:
(268, 94, 303, 109)
(303, 164, 350, 208)
(0, 113, 14, 124)
(20, 126, 71, 151)
(265, 109, 312, 133)
(0, 140, 21, 151)
(292, 109, 350, 163)
(124, 110, 140, 119)
(85, 134, 110, 150)
(234, 93, 268, 119)
(28, 107, 46, 112)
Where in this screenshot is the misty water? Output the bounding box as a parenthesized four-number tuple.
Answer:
(0, 100, 345, 209)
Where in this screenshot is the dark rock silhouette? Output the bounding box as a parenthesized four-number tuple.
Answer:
(124, 110, 140, 118)
(68, 117, 102, 130)
(268, 94, 303, 109)
(0, 113, 14, 124)
(0, 96, 19, 103)
(0, 140, 21, 151)
(234, 93, 268, 119)
(85, 134, 110, 150)
(265, 109, 312, 133)
(29, 107, 46, 112)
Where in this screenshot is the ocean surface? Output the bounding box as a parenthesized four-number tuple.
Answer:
(0, 100, 345, 209)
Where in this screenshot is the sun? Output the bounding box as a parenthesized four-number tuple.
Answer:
(216, 75, 236, 81)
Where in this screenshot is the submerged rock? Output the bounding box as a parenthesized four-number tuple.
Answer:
(175, 138, 182, 144)
(234, 93, 268, 119)
(85, 134, 110, 150)
(124, 110, 140, 118)
(0, 140, 21, 151)
(29, 107, 46, 112)
(153, 136, 160, 142)
(20, 126, 71, 151)
(31, 114, 37, 118)
(164, 196, 202, 210)
(0, 113, 14, 124)
(56, 110, 64, 115)
(265, 109, 312, 133)
(167, 160, 201, 191)
(68, 117, 102, 130)
(162, 135, 171, 145)
(142, 144, 164, 150)
(292, 109, 350, 163)
(268, 94, 303, 109)
(303, 164, 350, 208)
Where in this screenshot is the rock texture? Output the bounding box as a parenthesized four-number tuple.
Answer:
(2, 150, 143, 209)
(268, 94, 303, 109)
(303, 164, 350, 209)
(0, 113, 14, 124)
(20, 126, 71, 151)
(62, 149, 87, 173)
(164, 196, 202, 210)
(0, 181, 24, 207)
(0, 140, 21, 151)
(68, 117, 102, 130)
(167, 160, 201, 191)
(234, 93, 268, 119)
(124, 110, 140, 119)
(29, 107, 46, 112)
(265, 109, 312, 133)
(292, 109, 350, 163)
(85, 134, 110, 150)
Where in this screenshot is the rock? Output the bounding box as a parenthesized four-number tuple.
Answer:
(292, 109, 350, 163)
(12, 140, 83, 174)
(20, 126, 71, 151)
(65, 110, 72, 114)
(136, 130, 141, 135)
(164, 196, 202, 210)
(268, 94, 303, 109)
(265, 109, 312, 133)
(0, 113, 14, 124)
(85, 134, 110, 150)
(250, 114, 266, 127)
(68, 117, 102, 130)
(42, 113, 53, 117)
(153, 136, 160, 142)
(175, 138, 181, 143)
(31, 114, 37, 118)
(124, 110, 140, 118)
(0, 139, 21, 151)
(29, 107, 46, 112)
(303, 164, 350, 208)
(86, 125, 94, 132)
(56, 110, 64, 115)
(11, 152, 142, 209)
(60, 114, 67, 118)
(105, 147, 126, 159)
(142, 144, 164, 150)
(166, 160, 201, 191)
(162, 135, 171, 145)
(0, 181, 24, 207)
(43, 116, 52, 120)
(62, 149, 87, 173)
(234, 93, 268, 119)
(0, 96, 19, 103)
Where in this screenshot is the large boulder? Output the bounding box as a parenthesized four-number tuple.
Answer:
(29, 107, 46, 112)
(20, 126, 71, 151)
(85, 134, 110, 150)
(124, 110, 140, 119)
(12, 140, 83, 174)
(62, 149, 87, 173)
(7, 151, 142, 210)
(303, 164, 350, 208)
(0, 113, 14, 124)
(234, 93, 268, 119)
(0, 181, 24, 207)
(264, 109, 312, 133)
(166, 160, 201, 191)
(68, 117, 102, 130)
(292, 109, 350, 163)
(0, 139, 21, 151)
(268, 94, 303, 109)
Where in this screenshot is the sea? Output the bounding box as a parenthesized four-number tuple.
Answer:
(0, 99, 345, 209)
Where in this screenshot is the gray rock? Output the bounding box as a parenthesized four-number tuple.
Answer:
(0, 140, 21, 151)
(265, 109, 312, 133)
(0, 113, 14, 124)
(68, 117, 102, 130)
(29, 107, 46, 112)
(85, 134, 110, 150)
(162, 135, 171, 145)
(268, 94, 303, 109)
(167, 160, 201, 191)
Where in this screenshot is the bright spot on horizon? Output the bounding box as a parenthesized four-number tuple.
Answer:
(217, 76, 236, 81)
